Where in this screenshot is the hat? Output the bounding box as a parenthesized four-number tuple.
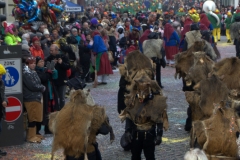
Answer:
(35, 56, 42, 65)
(0, 64, 6, 75)
(148, 32, 159, 39)
(132, 28, 140, 32)
(190, 23, 200, 31)
(43, 29, 49, 35)
(32, 36, 39, 43)
(90, 18, 99, 25)
(25, 56, 36, 64)
(22, 44, 30, 51)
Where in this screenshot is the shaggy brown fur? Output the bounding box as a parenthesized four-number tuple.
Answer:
(49, 90, 114, 160)
(123, 74, 163, 112)
(175, 41, 207, 79)
(185, 91, 206, 121)
(119, 50, 155, 83)
(119, 77, 168, 130)
(120, 93, 168, 131)
(193, 74, 229, 117)
(185, 52, 214, 86)
(191, 102, 239, 158)
(213, 57, 240, 91)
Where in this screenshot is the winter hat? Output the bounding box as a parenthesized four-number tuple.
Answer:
(32, 36, 39, 43)
(90, 18, 99, 25)
(22, 44, 30, 51)
(35, 56, 42, 65)
(43, 29, 50, 35)
(0, 64, 6, 75)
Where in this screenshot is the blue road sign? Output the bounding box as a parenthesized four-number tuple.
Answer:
(2, 66, 19, 87)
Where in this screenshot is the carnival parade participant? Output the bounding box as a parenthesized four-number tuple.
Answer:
(163, 23, 180, 67)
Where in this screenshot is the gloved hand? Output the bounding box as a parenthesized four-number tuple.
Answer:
(155, 135, 162, 145)
(155, 123, 163, 145)
(50, 60, 55, 70)
(124, 131, 132, 143)
(46, 61, 51, 70)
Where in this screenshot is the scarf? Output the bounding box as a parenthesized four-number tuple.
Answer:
(164, 23, 174, 41)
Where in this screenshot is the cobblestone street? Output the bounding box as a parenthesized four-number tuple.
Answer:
(0, 36, 236, 160)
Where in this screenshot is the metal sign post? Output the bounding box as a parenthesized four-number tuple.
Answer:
(0, 45, 24, 147)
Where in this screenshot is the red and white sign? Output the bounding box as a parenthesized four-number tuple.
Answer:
(5, 96, 22, 122)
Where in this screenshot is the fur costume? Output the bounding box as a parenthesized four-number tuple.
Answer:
(185, 91, 206, 122)
(184, 148, 208, 160)
(49, 90, 114, 160)
(213, 57, 240, 91)
(119, 50, 156, 92)
(193, 74, 229, 117)
(230, 22, 240, 40)
(175, 40, 216, 80)
(142, 39, 163, 59)
(184, 51, 215, 86)
(119, 74, 169, 131)
(185, 30, 202, 49)
(190, 102, 239, 159)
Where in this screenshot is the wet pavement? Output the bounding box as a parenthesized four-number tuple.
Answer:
(0, 36, 236, 160)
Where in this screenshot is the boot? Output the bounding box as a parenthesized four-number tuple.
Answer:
(27, 127, 41, 143)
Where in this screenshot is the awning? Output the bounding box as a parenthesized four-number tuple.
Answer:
(65, 0, 84, 12)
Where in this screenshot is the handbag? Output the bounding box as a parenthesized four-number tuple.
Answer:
(107, 51, 114, 63)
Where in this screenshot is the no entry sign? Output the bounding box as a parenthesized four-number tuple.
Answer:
(5, 96, 22, 122)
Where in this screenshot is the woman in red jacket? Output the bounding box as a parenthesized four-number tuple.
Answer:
(30, 36, 44, 60)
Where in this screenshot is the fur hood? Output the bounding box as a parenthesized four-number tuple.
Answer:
(204, 40, 217, 61)
(143, 39, 163, 59)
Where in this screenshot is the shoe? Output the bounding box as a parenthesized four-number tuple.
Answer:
(227, 40, 232, 43)
(160, 85, 164, 89)
(85, 79, 93, 83)
(27, 127, 41, 143)
(0, 150, 6, 156)
(36, 134, 44, 139)
(102, 82, 107, 85)
(112, 66, 116, 70)
(218, 39, 220, 41)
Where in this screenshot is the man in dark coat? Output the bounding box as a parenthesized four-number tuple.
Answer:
(0, 64, 8, 158)
(45, 44, 71, 110)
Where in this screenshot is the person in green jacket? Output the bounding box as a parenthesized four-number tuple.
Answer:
(4, 24, 21, 45)
(225, 12, 232, 43)
(213, 9, 222, 42)
(207, 9, 219, 43)
(231, 6, 240, 23)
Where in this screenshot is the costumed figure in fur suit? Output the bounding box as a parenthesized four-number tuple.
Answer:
(118, 51, 169, 159)
(49, 89, 115, 160)
(230, 16, 240, 58)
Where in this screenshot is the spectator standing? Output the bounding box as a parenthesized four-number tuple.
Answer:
(35, 56, 58, 135)
(30, 36, 45, 59)
(23, 57, 45, 143)
(46, 44, 70, 109)
(4, 23, 21, 45)
(0, 64, 7, 158)
(40, 29, 51, 59)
